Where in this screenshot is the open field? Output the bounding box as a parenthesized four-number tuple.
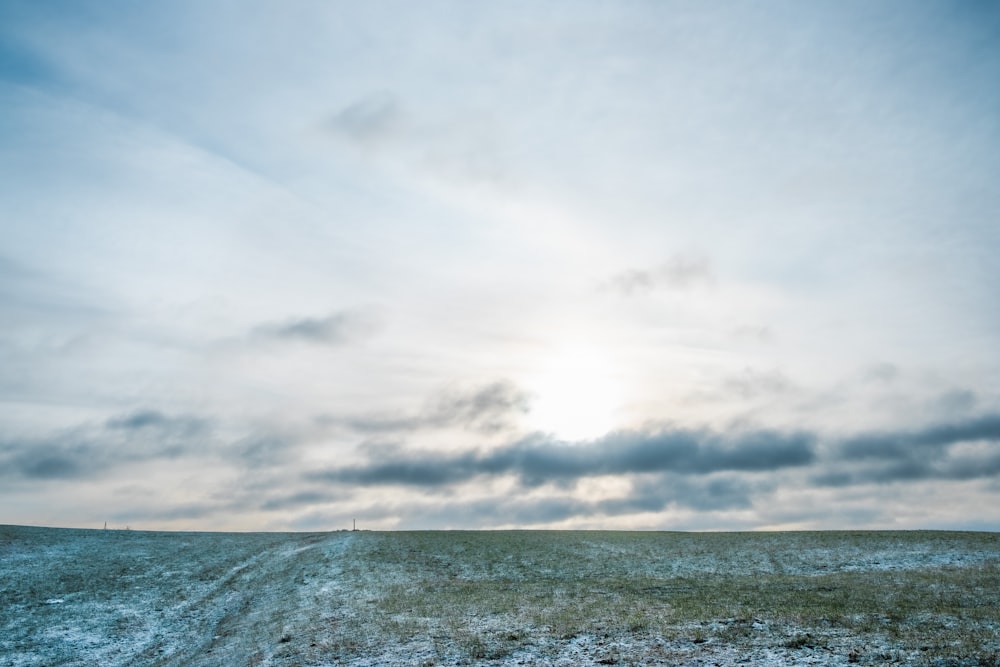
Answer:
(2, 527, 998, 666)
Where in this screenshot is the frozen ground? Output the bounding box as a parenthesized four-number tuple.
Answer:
(2, 527, 998, 666)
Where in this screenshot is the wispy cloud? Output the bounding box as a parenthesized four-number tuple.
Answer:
(328, 90, 509, 188)
(605, 255, 714, 295)
(252, 309, 381, 345)
(863, 363, 900, 383)
(105, 409, 208, 435)
(722, 368, 792, 400)
(935, 389, 977, 414)
(325, 380, 530, 435)
(330, 92, 402, 147)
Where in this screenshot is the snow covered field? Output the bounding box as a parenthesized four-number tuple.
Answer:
(2, 526, 998, 666)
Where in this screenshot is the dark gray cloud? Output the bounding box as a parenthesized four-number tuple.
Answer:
(8, 445, 94, 479)
(596, 474, 758, 515)
(300, 415, 1000, 529)
(839, 414, 1000, 460)
(814, 453, 1000, 487)
(328, 380, 530, 435)
(309, 413, 1000, 505)
(0, 410, 212, 481)
(606, 255, 713, 295)
(1, 437, 158, 481)
(309, 426, 816, 489)
(816, 414, 1000, 486)
(253, 310, 380, 345)
(259, 490, 344, 512)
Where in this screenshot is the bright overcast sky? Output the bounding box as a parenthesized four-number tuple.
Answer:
(2, 1, 999, 531)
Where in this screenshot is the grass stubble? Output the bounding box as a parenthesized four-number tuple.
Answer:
(1, 526, 998, 666)
(343, 530, 1000, 665)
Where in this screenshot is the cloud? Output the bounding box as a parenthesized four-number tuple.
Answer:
(288, 413, 1000, 530)
(328, 91, 508, 187)
(723, 368, 792, 399)
(0, 410, 212, 481)
(391, 495, 591, 528)
(732, 325, 775, 343)
(105, 409, 209, 436)
(935, 389, 977, 414)
(430, 381, 530, 429)
(307, 471, 765, 530)
(112, 502, 223, 523)
(309, 426, 816, 489)
(596, 474, 759, 515)
(6, 446, 93, 480)
(330, 92, 402, 147)
(605, 255, 714, 295)
(234, 434, 299, 469)
(816, 454, 1000, 487)
(310, 413, 1000, 501)
(817, 414, 1000, 486)
(259, 490, 343, 512)
(328, 380, 530, 435)
(0, 255, 36, 305)
(863, 362, 900, 383)
(253, 309, 380, 345)
(838, 414, 1000, 461)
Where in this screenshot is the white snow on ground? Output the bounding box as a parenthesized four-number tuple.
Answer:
(1, 527, 998, 666)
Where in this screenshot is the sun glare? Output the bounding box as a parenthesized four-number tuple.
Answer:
(525, 345, 623, 441)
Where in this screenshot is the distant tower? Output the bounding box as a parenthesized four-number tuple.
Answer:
(353, 518, 357, 531)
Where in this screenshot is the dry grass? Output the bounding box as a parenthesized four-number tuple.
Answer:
(341, 530, 1000, 663)
(3, 526, 998, 665)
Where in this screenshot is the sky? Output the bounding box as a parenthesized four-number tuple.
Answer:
(2, 1, 999, 532)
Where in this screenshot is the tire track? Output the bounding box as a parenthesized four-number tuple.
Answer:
(128, 532, 355, 667)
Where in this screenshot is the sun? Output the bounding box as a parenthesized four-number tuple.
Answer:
(524, 345, 624, 441)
